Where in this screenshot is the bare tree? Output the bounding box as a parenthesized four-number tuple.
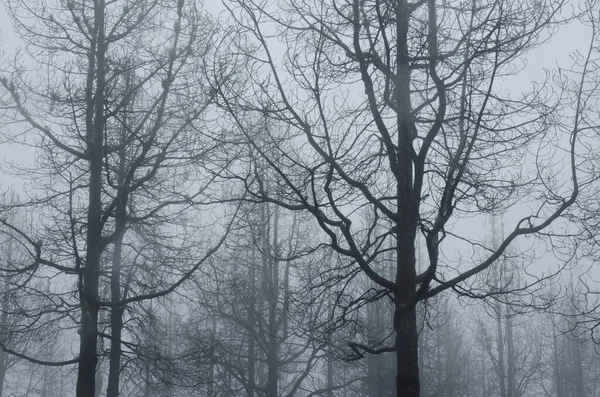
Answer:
(183, 197, 330, 397)
(210, 0, 598, 395)
(0, 0, 232, 396)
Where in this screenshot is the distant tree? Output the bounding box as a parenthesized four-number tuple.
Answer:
(419, 307, 473, 397)
(0, 204, 76, 397)
(183, 199, 329, 397)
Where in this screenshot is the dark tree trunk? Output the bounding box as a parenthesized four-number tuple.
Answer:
(0, 252, 9, 397)
(77, 265, 101, 397)
(326, 351, 334, 397)
(0, 347, 5, 397)
(393, 183, 419, 396)
(261, 203, 280, 397)
(77, 1, 106, 395)
(247, 245, 257, 397)
(266, 340, 278, 397)
(393, 0, 420, 393)
(106, 236, 124, 397)
(106, 83, 129, 397)
(394, 300, 419, 397)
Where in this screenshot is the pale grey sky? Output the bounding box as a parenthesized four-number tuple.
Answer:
(0, 0, 594, 285)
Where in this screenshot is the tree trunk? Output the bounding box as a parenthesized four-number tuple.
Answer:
(481, 343, 486, 396)
(0, 263, 9, 397)
(394, 301, 419, 397)
(326, 351, 334, 397)
(552, 330, 563, 397)
(77, 0, 106, 394)
(0, 348, 5, 397)
(266, 339, 278, 397)
(247, 244, 256, 397)
(207, 316, 217, 397)
(143, 362, 151, 397)
(264, 221, 279, 397)
(393, 223, 419, 397)
(265, 204, 280, 397)
(42, 366, 48, 397)
(394, 0, 420, 394)
(506, 313, 515, 397)
(571, 339, 584, 397)
(106, 235, 124, 397)
(94, 363, 103, 397)
(78, 175, 103, 397)
(496, 309, 506, 397)
(106, 62, 132, 397)
(78, 292, 100, 397)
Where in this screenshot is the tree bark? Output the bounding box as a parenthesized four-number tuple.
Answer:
(496, 308, 506, 397)
(106, 73, 130, 397)
(571, 338, 584, 397)
(106, 234, 124, 397)
(393, 0, 420, 394)
(247, 244, 257, 397)
(326, 351, 334, 397)
(207, 316, 217, 397)
(94, 362, 104, 397)
(506, 313, 515, 397)
(552, 328, 563, 397)
(393, 210, 419, 396)
(265, 204, 280, 397)
(393, 301, 419, 397)
(0, 347, 5, 397)
(77, 1, 106, 395)
(266, 339, 278, 397)
(0, 246, 10, 397)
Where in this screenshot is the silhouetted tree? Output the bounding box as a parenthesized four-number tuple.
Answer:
(210, 1, 597, 395)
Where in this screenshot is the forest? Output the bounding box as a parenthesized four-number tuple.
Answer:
(0, 0, 599, 396)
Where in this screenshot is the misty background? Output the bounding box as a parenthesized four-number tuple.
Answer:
(0, 0, 599, 397)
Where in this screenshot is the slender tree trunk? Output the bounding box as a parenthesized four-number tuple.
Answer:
(366, 303, 379, 397)
(481, 345, 486, 396)
(106, 65, 131, 397)
(418, 329, 426, 396)
(0, 348, 5, 397)
(106, 233, 124, 397)
(326, 351, 334, 397)
(207, 316, 217, 397)
(506, 313, 515, 397)
(94, 362, 104, 397)
(266, 338, 278, 397)
(0, 255, 9, 397)
(247, 244, 256, 397)
(143, 362, 151, 397)
(571, 339, 584, 397)
(552, 325, 563, 397)
(42, 366, 48, 397)
(496, 309, 506, 397)
(265, 204, 280, 397)
(77, 1, 106, 395)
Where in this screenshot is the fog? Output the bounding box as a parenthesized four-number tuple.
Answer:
(0, 0, 599, 396)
